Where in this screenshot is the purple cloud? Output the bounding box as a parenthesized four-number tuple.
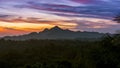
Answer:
(0, 0, 120, 35)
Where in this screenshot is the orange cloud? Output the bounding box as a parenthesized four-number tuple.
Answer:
(0, 27, 29, 37)
(0, 17, 77, 37)
(0, 17, 77, 31)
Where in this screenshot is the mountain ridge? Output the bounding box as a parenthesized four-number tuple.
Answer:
(3, 26, 105, 40)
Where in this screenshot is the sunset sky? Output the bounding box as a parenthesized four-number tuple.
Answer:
(0, 0, 120, 37)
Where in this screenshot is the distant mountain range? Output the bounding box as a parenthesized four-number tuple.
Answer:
(3, 26, 105, 40)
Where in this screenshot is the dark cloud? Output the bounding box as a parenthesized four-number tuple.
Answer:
(0, 14, 16, 18)
(24, 2, 119, 19)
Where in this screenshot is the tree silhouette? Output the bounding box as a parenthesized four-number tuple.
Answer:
(114, 14, 120, 34)
(114, 14, 120, 23)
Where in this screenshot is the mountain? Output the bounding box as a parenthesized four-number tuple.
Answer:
(3, 26, 105, 40)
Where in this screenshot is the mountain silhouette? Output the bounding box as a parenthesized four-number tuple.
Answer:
(3, 26, 105, 40)
(50, 26, 62, 31)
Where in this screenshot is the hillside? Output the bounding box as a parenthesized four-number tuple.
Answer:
(0, 34, 120, 68)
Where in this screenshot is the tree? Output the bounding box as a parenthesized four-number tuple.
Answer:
(113, 14, 120, 34)
(114, 14, 120, 23)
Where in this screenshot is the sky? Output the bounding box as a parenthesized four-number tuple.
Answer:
(0, 0, 120, 37)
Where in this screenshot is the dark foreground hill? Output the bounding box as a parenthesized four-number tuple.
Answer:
(0, 34, 120, 68)
(3, 26, 104, 40)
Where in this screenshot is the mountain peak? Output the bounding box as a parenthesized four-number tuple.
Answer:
(42, 26, 63, 32)
(50, 26, 63, 31)
(43, 28, 49, 32)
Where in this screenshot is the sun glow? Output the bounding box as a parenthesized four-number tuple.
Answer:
(0, 21, 54, 31)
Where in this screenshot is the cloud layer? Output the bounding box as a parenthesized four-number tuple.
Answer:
(0, 0, 120, 36)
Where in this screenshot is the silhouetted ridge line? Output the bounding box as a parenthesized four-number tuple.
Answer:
(3, 26, 105, 40)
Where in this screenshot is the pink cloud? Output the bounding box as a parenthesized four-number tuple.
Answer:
(70, 0, 97, 4)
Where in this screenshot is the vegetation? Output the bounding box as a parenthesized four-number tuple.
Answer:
(0, 34, 120, 68)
